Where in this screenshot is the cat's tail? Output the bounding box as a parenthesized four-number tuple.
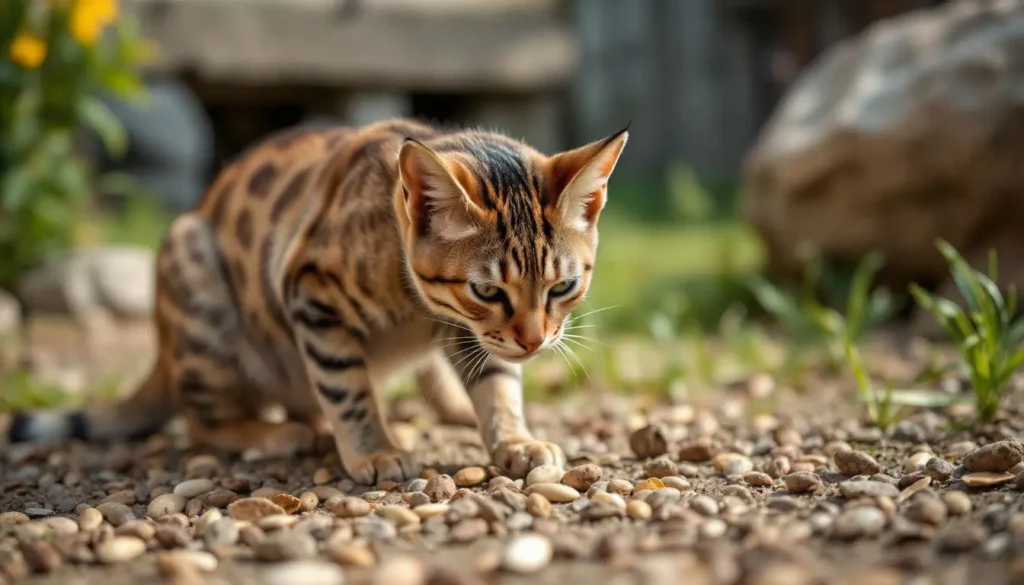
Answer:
(6, 367, 174, 445)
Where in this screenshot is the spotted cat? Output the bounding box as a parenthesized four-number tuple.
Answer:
(7, 118, 629, 483)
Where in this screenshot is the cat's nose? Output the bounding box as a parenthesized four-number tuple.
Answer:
(513, 326, 544, 353)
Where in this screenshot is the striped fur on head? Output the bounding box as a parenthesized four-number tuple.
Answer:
(397, 128, 628, 363)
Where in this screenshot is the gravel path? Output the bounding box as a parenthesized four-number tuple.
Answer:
(3, 357, 1024, 585)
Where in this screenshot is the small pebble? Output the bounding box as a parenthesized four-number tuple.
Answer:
(376, 506, 421, 528)
(783, 472, 821, 494)
(525, 465, 563, 487)
(260, 514, 299, 531)
(425, 475, 457, 502)
(526, 483, 580, 503)
(963, 440, 1023, 473)
(78, 507, 103, 531)
(299, 492, 319, 512)
(925, 457, 955, 482)
(629, 424, 668, 458)
(272, 493, 303, 515)
(331, 497, 372, 518)
(412, 503, 449, 519)
(832, 507, 887, 540)
(312, 468, 333, 486)
(160, 550, 219, 573)
(329, 542, 376, 567)
(962, 472, 1014, 487)
(713, 453, 753, 475)
(96, 502, 134, 527)
(689, 495, 719, 517)
(677, 438, 716, 462)
(527, 493, 552, 517)
(743, 472, 773, 488)
(147, 494, 187, 519)
(255, 530, 318, 562)
(634, 478, 664, 492)
(645, 457, 678, 479)
(502, 534, 553, 574)
(115, 520, 155, 541)
(561, 464, 603, 491)
(943, 491, 972, 515)
(453, 467, 487, 487)
(834, 450, 881, 476)
(227, 498, 286, 522)
(450, 518, 489, 542)
(626, 500, 652, 520)
(95, 536, 147, 564)
(262, 561, 345, 585)
(839, 480, 899, 499)
(661, 476, 691, 491)
(21, 540, 62, 573)
(0, 511, 30, 524)
(173, 478, 215, 499)
(607, 479, 633, 496)
(906, 497, 947, 525)
(204, 517, 240, 547)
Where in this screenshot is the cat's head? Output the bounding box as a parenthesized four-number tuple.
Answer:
(396, 127, 628, 363)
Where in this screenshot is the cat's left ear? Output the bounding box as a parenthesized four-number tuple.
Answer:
(545, 127, 629, 230)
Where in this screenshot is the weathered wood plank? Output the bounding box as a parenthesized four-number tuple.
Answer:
(122, 0, 577, 91)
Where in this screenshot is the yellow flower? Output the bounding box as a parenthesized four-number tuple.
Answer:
(69, 0, 119, 46)
(9, 35, 47, 69)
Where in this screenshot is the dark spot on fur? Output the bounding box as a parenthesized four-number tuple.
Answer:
(248, 164, 278, 198)
(271, 168, 310, 222)
(235, 209, 254, 249)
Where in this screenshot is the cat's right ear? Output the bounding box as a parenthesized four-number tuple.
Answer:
(399, 139, 481, 241)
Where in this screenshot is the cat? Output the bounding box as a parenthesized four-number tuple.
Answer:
(7, 118, 628, 484)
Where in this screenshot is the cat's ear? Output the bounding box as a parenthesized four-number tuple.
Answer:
(545, 127, 629, 230)
(399, 139, 481, 240)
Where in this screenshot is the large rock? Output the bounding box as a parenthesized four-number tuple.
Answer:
(16, 246, 156, 320)
(742, 0, 1024, 333)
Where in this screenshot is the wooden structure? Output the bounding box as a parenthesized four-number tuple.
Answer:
(121, 0, 577, 167)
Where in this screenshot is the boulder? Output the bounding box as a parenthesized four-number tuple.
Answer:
(742, 0, 1024, 334)
(16, 246, 156, 320)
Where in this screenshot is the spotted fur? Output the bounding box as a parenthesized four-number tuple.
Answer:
(7, 118, 628, 483)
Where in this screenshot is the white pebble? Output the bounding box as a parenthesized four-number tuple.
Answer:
(502, 534, 553, 574)
(525, 465, 564, 487)
(262, 561, 346, 585)
(173, 478, 215, 499)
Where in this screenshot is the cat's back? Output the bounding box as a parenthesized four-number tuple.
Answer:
(191, 118, 441, 241)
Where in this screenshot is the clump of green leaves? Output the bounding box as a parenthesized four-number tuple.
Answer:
(909, 240, 1024, 423)
(748, 248, 899, 376)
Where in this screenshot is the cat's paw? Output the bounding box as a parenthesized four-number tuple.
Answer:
(492, 436, 566, 479)
(343, 450, 420, 486)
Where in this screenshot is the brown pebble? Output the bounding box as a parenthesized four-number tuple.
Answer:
(906, 497, 947, 526)
(634, 478, 664, 492)
(561, 464, 603, 491)
(743, 472, 774, 488)
(95, 502, 134, 527)
(943, 491, 972, 516)
(21, 540, 62, 573)
(453, 467, 487, 488)
(272, 493, 302, 515)
(78, 507, 103, 531)
(331, 497, 372, 518)
(425, 474, 457, 502)
(328, 542, 376, 567)
(644, 458, 678, 479)
(963, 440, 1024, 473)
(527, 493, 552, 518)
(450, 518, 489, 542)
(783, 472, 822, 494)
(220, 477, 251, 493)
(155, 525, 191, 549)
(299, 492, 319, 513)
(227, 498, 286, 522)
(312, 468, 333, 485)
(677, 438, 717, 462)
(203, 489, 239, 508)
(626, 500, 652, 520)
(629, 424, 668, 458)
(766, 456, 792, 479)
(834, 450, 882, 476)
(962, 472, 1014, 487)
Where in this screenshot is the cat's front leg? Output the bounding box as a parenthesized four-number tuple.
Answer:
(447, 343, 565, 478)
(288, 281, 418, 485)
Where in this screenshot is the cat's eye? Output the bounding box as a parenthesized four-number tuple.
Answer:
(549, 279, 576, 297)
(471, 283, 504, 302)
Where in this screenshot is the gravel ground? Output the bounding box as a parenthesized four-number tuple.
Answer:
(2, 389, 1024, 585)
(3, 332, 1024, 585)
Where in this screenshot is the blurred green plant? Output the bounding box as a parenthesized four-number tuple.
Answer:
(909, 240, 1024, 423)
(748, 247, 899, 376)
(0, 0, 152, 291)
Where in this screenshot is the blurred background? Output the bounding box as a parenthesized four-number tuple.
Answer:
(2, 0, 1022, 420)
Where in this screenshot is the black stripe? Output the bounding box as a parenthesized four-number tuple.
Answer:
(425, 295, 475, 320)
(341, 408, 368, 422)
(316, 383, 349, 404)
(290, 308, 343, 330)
(415, 271, 467, 285)
(303, 342, 365, 371)
(352, 389, 369, 403)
